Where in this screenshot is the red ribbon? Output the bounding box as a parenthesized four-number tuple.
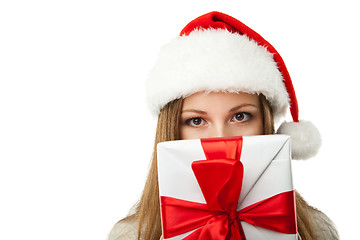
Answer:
(160, 137, 297, 239)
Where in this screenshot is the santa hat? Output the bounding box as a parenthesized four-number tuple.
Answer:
(146, 11, 321, 160)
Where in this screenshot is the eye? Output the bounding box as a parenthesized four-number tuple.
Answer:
(232, 112, 251, 122)
(185, 117, 206, 127)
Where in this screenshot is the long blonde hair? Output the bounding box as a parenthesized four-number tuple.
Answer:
(122, 94, 332, 240)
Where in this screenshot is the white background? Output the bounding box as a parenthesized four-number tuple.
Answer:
(0, 1, 358, 239)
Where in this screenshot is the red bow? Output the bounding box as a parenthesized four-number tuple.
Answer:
(160, 137, 297, 239)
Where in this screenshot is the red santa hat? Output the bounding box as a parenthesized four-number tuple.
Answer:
(146, 11, 321, 160)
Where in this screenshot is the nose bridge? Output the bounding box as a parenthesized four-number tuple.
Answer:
(211, 121, 229, 138)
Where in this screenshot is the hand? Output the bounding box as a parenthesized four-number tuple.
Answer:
(159, 236, 163, 240)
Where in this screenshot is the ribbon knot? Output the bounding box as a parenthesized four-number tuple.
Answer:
(228, 210, 238, 224)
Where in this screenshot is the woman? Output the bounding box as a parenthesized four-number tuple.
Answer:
(108, 12, 339, 240)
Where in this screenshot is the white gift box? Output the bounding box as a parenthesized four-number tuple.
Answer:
(157, 134, 298, 240)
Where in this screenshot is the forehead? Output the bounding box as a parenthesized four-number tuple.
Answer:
(182, 91, 260, 109)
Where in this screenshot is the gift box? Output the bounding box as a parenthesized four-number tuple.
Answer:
(157, 135, 298, 240)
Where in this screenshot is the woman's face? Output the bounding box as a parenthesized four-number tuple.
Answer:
(180, 91, 264, 140)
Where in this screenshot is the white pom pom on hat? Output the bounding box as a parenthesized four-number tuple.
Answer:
(277, 120, 321, 160)
(146, 11, 321, 160)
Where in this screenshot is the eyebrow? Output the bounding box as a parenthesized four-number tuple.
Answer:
(182, 104, 259, 114)
(181, 109, 207, 114)
(229, 104, 259, 112)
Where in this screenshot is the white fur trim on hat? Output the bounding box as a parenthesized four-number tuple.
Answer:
(146, 29, 289, 118)
(277, 120, 321, 160)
